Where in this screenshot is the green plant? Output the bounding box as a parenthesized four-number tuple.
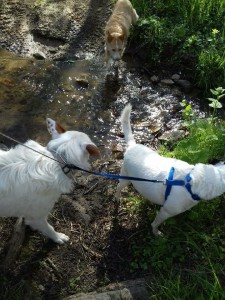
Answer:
(180, 99, 196, 127)
(131, 0, 225, 94)
(208, 87, 225, 121)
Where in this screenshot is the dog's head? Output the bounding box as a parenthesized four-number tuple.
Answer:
(106, 32, 125, 61)
(46, 118, 100, 170)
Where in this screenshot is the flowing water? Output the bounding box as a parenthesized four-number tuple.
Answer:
(0, 49, 203, 159)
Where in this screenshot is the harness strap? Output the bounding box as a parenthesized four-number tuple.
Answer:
(165, 167, 184, 200)
(165, 167, 201, 201)
(185, 174, 201, 201)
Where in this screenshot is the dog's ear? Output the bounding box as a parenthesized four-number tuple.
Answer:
(86, 144, 100, 157)
(47, 118, 66, 139)
(119, 33, 125, 41)
(107, 34, 114, 43)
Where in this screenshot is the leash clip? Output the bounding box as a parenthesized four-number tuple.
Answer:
(62, 165, 71, 174)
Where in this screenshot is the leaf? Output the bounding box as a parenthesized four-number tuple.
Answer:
(205, 135, 218, 141)
(210, 89, 219, 96)
(209, 101, 222, 109)
(188, 149, 201, 154)
(207, 98, 216, 102)
(218, 94, 225, 100)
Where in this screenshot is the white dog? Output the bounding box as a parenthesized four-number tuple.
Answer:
(116, 104, 225, 235)
(0, 119, 99, 244)
(105, 0, 139, 68)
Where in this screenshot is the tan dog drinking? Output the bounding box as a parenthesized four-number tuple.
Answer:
(105, 0, 139, 68)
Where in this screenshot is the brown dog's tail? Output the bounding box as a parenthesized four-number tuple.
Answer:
(121, 104, 136, 147)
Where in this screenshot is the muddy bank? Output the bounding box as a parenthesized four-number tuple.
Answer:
(0, 0, 111, 60)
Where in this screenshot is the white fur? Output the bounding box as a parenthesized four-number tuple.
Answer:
(116, 104, 225, 235)
(0, 118, 99, 244)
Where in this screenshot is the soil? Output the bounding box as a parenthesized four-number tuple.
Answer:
(0, 159, 152, 299)
(0, 1, 154, 299)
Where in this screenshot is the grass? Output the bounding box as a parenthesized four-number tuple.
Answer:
(127, 192, 225, 299)
(130, 0, 225, 94)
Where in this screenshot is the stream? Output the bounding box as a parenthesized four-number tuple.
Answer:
(0, 48, 203, 161)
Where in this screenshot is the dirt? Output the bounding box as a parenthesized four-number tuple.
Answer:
(0, 0, 111, 60)
(0, 1, 153, 299)
(0, 158, 153, 299)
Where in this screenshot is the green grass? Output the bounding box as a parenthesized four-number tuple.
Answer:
(130, 0, 225, 94)
(127, 193, 225, 299)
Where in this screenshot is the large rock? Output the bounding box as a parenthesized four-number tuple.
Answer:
(64, 279, 150, 300)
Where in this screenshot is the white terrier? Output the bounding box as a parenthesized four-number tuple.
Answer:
(0, 119, 99, 244)
(116, 104, 225, 235)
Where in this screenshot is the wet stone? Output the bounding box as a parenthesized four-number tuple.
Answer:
(160, 79, 175, 85)
(33, 52, 46, 60)
(159, 129, 185, 142)
(176, 79, 192, 92)
(150, 75, 159, 83)
(171, 74, 180, 81)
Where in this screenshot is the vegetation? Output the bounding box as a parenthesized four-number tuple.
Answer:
(131, 0, 225, 94)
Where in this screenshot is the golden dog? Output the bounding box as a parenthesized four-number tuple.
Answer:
(105, 0, 139, 68)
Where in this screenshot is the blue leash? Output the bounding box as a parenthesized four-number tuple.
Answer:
(0, 132, 200, 201)
(63, 164, 165, 184)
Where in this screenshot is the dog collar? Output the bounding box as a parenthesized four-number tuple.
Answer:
(165, 167, 201, 202)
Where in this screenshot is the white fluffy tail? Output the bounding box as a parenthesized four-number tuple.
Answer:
(121, 104, 136, 147)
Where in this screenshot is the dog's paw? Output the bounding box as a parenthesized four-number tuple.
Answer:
(152, 228, 164, 237)
(54, 232, 70, 244)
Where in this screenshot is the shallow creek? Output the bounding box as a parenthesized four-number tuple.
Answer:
(0, 49, 203, 160)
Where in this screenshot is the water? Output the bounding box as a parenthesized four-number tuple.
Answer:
(0, 49, 202, 159)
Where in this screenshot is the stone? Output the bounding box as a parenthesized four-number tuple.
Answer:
(159, 129, 185, 142)
(33, 52, 46, 60)
(176, 79, 192, 92)
(63, 278, 150, 300)
(171, 74, 180, 81)
(160, 79, 174, 85)
(150, 75, 159, 83)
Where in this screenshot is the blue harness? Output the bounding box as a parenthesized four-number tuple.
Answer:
(165, 167, 201, 201)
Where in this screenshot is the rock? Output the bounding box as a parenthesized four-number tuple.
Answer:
(112, 144, 123, 153)
(171, 74, 180, 81)
(159, 129, 185, 142)
(33, 52, 46, 60)
(112, 144, 124, 159)
(64, 278, 150, 300)
(74, 75, 89, 88)
(160, 79, 174, 85)
(149, 123, 162, 134)
(176, 79, 192, 92)
(150, 75, 159, 83)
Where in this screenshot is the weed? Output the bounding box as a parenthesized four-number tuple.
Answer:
(208, 87, 225, 121)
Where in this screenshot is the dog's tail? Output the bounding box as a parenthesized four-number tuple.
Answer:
(121, 104, 136, 147)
